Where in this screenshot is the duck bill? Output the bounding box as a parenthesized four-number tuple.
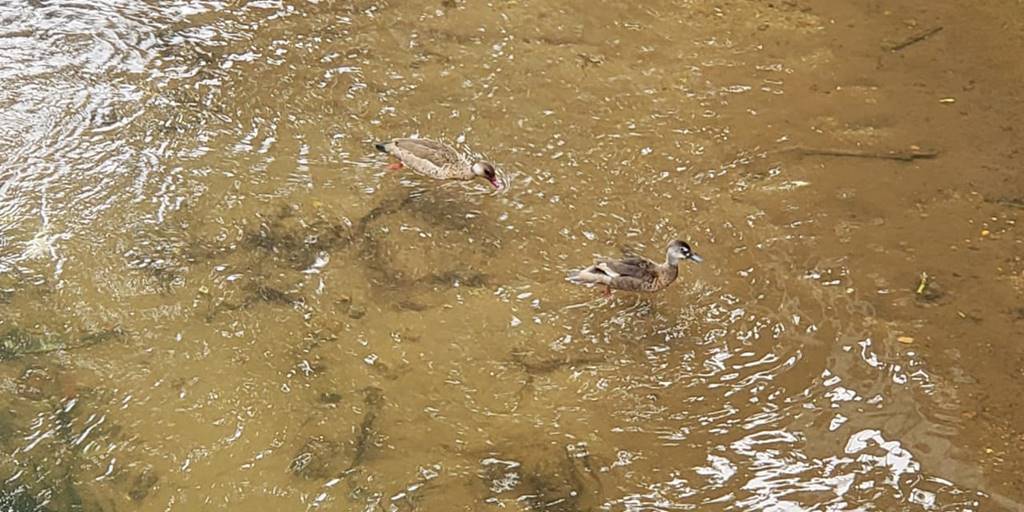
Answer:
(689, 253, 704, 263)
(488, 178, 502, 190)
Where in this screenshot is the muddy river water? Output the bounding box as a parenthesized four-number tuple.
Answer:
(2, 0, 1023, 510)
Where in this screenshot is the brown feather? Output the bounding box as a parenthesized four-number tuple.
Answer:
(380, 138, 473, 180)
(596, 256, 657, 279)
(390, 139, 461, 166)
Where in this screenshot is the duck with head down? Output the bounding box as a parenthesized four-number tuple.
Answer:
(569, 240, 703, 296)
(374, 138, 502, 189)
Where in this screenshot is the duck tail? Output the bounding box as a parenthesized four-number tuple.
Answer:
(373, 141, 389, 153)
(567, 267, 609, 286)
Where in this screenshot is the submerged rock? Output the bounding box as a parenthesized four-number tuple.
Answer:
(318, 391, 343, 404)
(347, 304, 367, 319)
(128, 467, 159, 502)
(289, 436, 345, 480)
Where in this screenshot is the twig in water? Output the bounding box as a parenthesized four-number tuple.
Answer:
(790, 146, 939, 162)
(510, 351, 604, 375)
(987, 197, 1024, 210)
(887, 26, 943, 52)
(342, 387, 384, 474)
(0, 328, 124, 359)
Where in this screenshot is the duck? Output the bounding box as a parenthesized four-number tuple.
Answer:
(569, 240, 703, 295)
(374, 138, 501, 189)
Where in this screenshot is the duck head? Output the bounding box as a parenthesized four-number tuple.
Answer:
(667, 240, 703, 265)
(471, 161, 501, 189)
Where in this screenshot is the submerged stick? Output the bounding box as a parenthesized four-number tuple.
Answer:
(510, 351, 604, 375)
(789, 146, 939, 162)
(988, 197, 1024, 210)
(887, 26, 943, 52)
(343, 387, 384, 474)
(0, 328, 124, 359)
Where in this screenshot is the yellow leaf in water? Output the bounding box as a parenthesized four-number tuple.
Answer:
(897, 336, 914, 344)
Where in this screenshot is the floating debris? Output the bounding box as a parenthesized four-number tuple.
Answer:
(914, 272, 944, 303)
(915, 272, 929, 295)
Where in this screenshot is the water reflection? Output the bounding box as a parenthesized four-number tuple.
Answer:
(0, 0, 1013, 510)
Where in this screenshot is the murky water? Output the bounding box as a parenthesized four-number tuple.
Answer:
(2, 0, 1023, 510)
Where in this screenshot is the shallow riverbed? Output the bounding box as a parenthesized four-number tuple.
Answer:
(1, 0, 1022, 510)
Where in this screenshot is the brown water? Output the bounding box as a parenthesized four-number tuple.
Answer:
(2, 0, 1023, 510)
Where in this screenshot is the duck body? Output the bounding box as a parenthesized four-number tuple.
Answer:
(569, 240, 702, 294)
(374, 138, 500, 188)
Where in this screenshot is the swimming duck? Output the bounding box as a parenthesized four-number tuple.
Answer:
(374, 138, 501, 189)
(569, 240, 703, 295)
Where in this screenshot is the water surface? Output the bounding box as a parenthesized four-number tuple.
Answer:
(2, 0, 1023, 510)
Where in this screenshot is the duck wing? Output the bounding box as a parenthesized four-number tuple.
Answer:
(595, 256, 657, 279)
(389, 138, 461, 167)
